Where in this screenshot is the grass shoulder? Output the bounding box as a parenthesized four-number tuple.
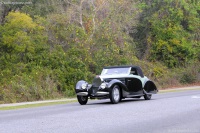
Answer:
(0, 99, 77, 111)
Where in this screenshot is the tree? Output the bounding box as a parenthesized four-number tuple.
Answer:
(0, 11, 47, 63)
(132, 0, 199, 67)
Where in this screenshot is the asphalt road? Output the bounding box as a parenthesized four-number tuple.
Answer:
(0, 90, 200, 133)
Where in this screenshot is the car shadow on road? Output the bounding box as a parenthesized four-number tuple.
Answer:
(87, 98, 147, 105)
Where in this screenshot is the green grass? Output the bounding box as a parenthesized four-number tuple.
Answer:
(0, 100, 77, 111)
(158, 87, 200, 93)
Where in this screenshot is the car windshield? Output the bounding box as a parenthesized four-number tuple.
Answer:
(101, 68, 130, 75)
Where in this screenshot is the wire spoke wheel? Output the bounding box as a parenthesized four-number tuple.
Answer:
(110, 85, 121, 104)
(113, 87, 120, 101)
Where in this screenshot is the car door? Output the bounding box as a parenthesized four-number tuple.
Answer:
(125, 67, 143, 95)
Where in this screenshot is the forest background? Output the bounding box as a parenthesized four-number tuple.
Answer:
(0, 0, 199, 103)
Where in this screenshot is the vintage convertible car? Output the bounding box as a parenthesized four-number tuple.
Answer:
(75, 66, 158, 105)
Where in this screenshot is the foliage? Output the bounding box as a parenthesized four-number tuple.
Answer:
(179, 62, 199, 84)
(132, 0, 200, 68)
(0, 0, 199, 103)
(0, 11, 46, 63)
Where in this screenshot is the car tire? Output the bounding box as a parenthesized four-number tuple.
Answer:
(144, 94, 152, 100)
(110, 85, 121, 104)
(77, 95, 88, 105)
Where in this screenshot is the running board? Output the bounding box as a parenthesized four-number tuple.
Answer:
(126, 94, 144, 98)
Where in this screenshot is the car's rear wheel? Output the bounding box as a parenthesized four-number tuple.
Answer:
(110, 85, 121, 104)
(144, 94, 152, 100)
(77, 95, 88, 105)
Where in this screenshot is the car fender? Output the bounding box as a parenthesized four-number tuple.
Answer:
(143, 80, 158, 94)
(107, 79, 128, 92)
(75, 80, 88, 90)
(140, 76, 149, 88)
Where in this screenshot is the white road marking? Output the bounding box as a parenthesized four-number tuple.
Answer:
(191, 96, 200, 99)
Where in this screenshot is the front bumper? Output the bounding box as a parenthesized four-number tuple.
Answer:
(76, 91, 109, 96)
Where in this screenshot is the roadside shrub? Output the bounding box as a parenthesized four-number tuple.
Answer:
(180, 73, 196, 84)
(0, 66, 61, 103)
(179, 63, 199, 84)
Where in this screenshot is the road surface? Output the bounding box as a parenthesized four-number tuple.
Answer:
(0, 90, 200, 133)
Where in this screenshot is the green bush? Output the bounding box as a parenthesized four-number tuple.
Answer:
(180, 73, 197, 84)
(179, 63, 199, 84)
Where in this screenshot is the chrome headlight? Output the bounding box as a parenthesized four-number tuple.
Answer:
(81, 83, 87, 89)
(100, 82, 107, 89)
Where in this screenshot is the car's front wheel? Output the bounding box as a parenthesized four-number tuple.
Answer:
(77, 95, 88, 105)
(110, 85, 121, 104)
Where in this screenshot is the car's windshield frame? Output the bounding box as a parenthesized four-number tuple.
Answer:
(101, 67, 131, 75)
